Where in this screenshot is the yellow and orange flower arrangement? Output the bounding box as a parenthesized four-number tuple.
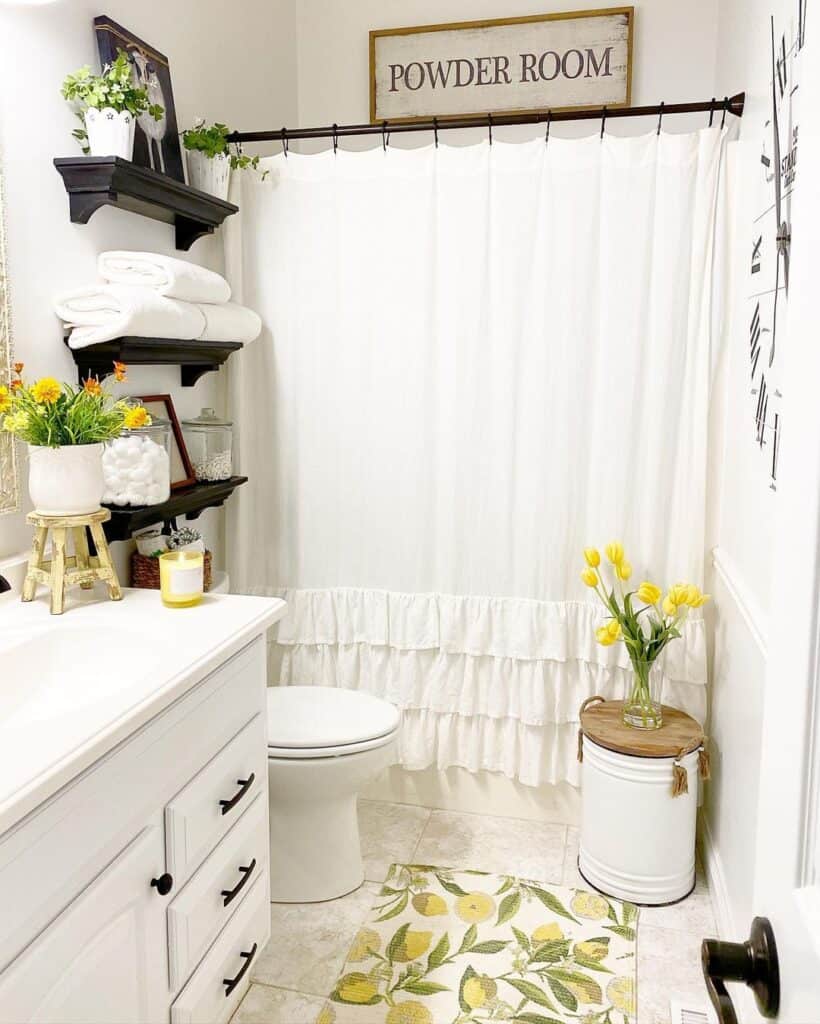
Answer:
(581, 541, 709, 727)
(1, 362, 151, 447)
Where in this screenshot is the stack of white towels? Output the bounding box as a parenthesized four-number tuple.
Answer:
(56, 252, 262, 350)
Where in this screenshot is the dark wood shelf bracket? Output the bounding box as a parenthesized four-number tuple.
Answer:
(65, 336, 244, 388)
(54, 156, 238, 251)
(102, 476, 249, 542)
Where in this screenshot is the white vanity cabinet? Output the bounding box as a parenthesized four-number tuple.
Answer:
(0, 630, 275, 1024)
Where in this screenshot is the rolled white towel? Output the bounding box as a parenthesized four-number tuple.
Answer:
(56, 285, 206, 350)
(98, 251, 231, 304)
(197, 301, 262, 344)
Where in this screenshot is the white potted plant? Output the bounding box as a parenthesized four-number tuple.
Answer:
(0, 362, 152, 516)
(182, 120, 265, 200)
(61, 50, 164, 160)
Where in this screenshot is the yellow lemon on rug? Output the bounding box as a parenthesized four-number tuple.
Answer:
(570, 891, 610, 920)
(412, 892, 448, 916)
(565, 980, 598, 1005)
(455, 892, 495, 923)
(348, 928, 382, 962)
(532, 922, 563, 943)
(607, 976, 636, 1015)
(392, 930, 433, 962)
(386, 1001, 434, 1024)
(463, 975, 497, 1009)
(316, 1005, 336, 1024)
(335, 972, 379, 1004)
(574, 938, 609, 961)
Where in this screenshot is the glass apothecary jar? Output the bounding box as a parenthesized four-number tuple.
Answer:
(181, 408, 233, 482)
(102, 419, 172, 507)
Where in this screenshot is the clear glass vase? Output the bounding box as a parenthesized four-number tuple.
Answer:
(623, 659, 663, 729)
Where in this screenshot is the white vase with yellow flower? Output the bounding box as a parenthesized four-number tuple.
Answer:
(0, 362, 151, 516)
(581, 542, 710, 730)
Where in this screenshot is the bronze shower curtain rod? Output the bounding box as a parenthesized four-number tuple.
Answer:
(227, 92, 745, 145)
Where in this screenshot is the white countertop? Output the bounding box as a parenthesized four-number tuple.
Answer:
(0, 588, 286, 834)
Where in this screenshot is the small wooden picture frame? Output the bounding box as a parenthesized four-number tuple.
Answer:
(134, 394, 196, 490)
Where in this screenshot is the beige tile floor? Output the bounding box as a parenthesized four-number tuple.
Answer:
(232, 799, 716, 1024)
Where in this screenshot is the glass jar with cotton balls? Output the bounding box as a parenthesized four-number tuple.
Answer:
(102, 418, 171, 507)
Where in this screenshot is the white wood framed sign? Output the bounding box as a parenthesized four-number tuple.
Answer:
(370, 7, 634, 124)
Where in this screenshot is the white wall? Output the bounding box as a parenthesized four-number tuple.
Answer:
(0, 0, 296, 570)
(702, 0, 795, 943)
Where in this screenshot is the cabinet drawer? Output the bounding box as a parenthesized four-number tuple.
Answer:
(166, 715, 267, 883)
(168, 792, 268, 991)
(171, 873, 269, 1024)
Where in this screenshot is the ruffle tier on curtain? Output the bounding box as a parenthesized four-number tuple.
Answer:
(265, 587, 706, 786)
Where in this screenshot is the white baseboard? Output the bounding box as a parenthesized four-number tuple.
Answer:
(363, 765, 581, 825)
(699, 811, 735, 939)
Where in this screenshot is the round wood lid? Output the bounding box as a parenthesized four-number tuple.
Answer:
(580, 699, 703, 758)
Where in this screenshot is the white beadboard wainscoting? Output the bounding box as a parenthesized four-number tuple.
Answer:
(701, 546, 768, 945)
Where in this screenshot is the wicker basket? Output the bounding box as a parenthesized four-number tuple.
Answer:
(131, 550, 213, 591)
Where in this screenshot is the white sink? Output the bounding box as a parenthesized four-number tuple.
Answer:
(0, 625, 167, 726)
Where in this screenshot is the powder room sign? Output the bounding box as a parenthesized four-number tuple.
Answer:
(370, 8, 634, 123)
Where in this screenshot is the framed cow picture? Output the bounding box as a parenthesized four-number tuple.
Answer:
(94, 15, 185, 182)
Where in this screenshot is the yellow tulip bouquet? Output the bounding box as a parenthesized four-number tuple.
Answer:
(0, 362, 150, 446)
(581, 542, 709, 729)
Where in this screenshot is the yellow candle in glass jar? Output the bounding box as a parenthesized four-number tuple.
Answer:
(159, 551, 204, 608)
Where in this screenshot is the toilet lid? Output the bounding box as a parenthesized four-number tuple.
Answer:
(266, 686, 400, 749)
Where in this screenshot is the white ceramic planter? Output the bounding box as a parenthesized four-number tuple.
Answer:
(186, 150, 231, 200)
(84, 107, 135, 160)
(579, 736, 698, 905)
(28, 443, 105, 516)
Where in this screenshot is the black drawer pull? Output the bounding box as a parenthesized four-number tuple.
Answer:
(150, 873, 174, 896)
(223, 942, 257, 997)
(219, 773, 255, 816)
(221, 859, 257, 907)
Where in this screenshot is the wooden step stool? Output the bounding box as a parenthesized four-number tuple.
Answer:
(22, 509, 123, 615)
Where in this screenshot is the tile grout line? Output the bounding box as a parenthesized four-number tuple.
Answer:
(359, 796, 575, 830)
(407, 805, 434, 865)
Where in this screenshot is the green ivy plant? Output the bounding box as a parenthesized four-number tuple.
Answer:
(61, 50, 164, 151)
(182, 120, 267, 176)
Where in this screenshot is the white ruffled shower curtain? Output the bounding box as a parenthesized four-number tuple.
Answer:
(227, 128, 725, 786)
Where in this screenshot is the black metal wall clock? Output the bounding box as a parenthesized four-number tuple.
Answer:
(749, 3, 806, 491)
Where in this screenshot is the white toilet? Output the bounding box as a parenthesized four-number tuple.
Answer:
(266, 685, 400, 902)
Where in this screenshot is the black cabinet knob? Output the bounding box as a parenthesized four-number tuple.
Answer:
(701, 916, 779, 1024)
(151, 873, 174, 896)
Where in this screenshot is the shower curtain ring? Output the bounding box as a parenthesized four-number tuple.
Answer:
(433, 117, 439, 148)
(545, 110, 551, 145)
(382, 120, 389, 151)
(487, 113, 493, 146)
(332, 123, 338, 154)
(720, 96, 729, 129)
(281, 127, 288, 158)
(600, 106, 607, 139)
(708, 96, 716, 126)
(657, 101, 664, 136)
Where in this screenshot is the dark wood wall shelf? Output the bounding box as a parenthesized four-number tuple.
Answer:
(66, 335, 244, 387)
(54, 156, 238, 250)
(102, 476, 248, 542)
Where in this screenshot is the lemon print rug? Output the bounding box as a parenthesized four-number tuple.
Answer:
(322, 863, 637, 1024)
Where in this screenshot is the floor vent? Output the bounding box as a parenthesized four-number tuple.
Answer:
(670, 999, 717, 1024)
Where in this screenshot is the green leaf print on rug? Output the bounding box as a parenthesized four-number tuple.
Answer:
(322, 864, 638, 1024)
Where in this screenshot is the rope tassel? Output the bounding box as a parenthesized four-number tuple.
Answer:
(671, 759, 689, 797)
(698, 741, 711, 781)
